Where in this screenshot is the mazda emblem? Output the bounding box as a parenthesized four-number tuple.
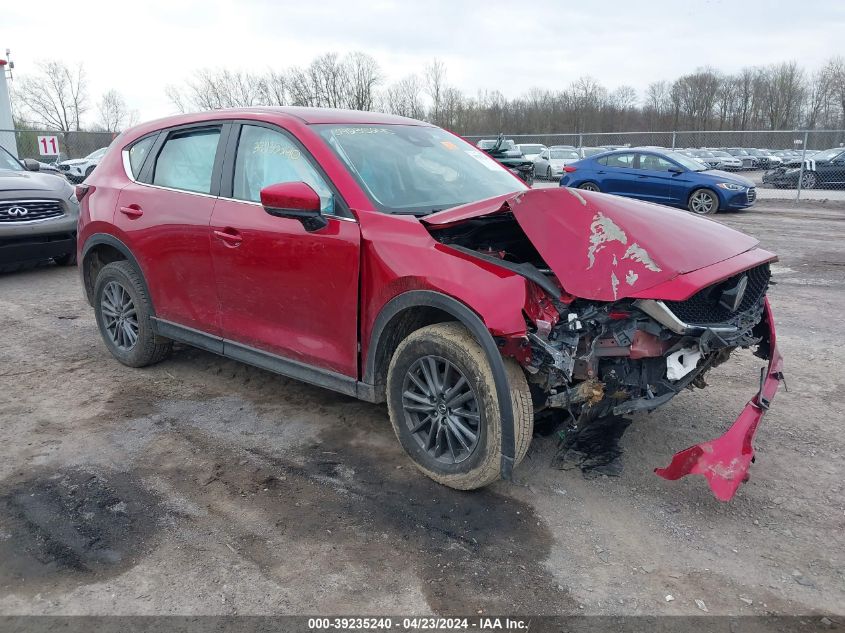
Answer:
(7, 206, 29, 217)
(719, 275, 748, 312)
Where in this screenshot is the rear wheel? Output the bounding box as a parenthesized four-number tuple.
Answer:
(386, 322, 533, 490)
(578, 182, 600, 192)
(93, 261, 171, 367)
(688, 188, 719, 215)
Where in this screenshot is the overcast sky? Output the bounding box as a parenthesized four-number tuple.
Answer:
(3, 0, 844, 123)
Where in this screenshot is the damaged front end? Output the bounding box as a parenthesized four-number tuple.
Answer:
(424, 188, 783, 500)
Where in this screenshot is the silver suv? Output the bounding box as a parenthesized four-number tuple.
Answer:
(0, 145, 80, 272)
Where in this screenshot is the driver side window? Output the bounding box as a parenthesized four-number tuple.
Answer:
(233, 125, 335, 214)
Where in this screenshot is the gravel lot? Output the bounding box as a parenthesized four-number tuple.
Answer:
(0, 199, 843, 617)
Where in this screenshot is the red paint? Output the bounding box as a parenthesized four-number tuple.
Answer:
(655, 298, 783, 500)
(260, 181, 321, 211)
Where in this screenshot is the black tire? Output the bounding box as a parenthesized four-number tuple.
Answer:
(578, 182, 601, 192)
(386, 322, 533, 490)
(53, 252, 77, 266)
(84, 166, 95, 178)
(801, 171, 817, 189)
(93, 260, 171, 367)
(524, 170, 535, 187)
(546, 166, 553, 180)
(688, 188, 719, 215)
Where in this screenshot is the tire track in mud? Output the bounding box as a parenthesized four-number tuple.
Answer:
(136, 405, 573, 614)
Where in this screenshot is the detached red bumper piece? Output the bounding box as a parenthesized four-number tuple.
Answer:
(655, 299, 784, 501)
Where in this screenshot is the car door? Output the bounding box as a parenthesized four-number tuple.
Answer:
(819, 151, 845, 185)
(598, 152, 637, 195)
(632, 153, 675, 204)
(535, 150, 550, 175)
(115, 123, 228, 335)
(210, 122, 361, 377)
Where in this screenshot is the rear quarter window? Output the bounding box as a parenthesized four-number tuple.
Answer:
(127, 136, 157, 178)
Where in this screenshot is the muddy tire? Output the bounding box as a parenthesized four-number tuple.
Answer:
(93, 260, 172, 368)
(386, 322, 533, 490)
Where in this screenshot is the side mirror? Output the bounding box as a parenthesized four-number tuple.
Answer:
(22, 158, 41, 172)
(668, 166, 684, 174)
(260, 181, 328, 232)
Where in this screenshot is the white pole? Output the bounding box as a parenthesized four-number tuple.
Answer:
(0, 58, 17, 158)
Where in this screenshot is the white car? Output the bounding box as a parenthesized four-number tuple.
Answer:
(57, 147, 108, 183)
(516, 143, 547, 161)
(533, 147, 581, 180)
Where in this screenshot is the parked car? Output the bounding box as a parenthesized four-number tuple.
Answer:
(57, 147, 108, 183)
(77, 107, 782, 500)
(0, 144, 80, 272)
(516, 143, 546, 161)
(560, 148, 756, 214)
(577, 147, 607, 159)
(532, 146, 581, 180)
(706, 150, 743, 171)
(724, 148, 759, 170)
(477, 136, 535, 185)
(754, 149, 783, 168)
(683, 149, 720, 169)
(763, 146, 845, 189)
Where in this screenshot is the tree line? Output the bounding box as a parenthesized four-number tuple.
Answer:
(9, 54, 845, 136)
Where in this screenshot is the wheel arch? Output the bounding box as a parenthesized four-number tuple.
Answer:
(364, 290, 518, 478)
(81, 234, 150, 310)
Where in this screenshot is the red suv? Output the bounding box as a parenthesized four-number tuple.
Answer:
(77, 108, 783, 499)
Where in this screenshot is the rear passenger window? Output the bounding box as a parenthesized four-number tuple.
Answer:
(127, 136, 156, 178)
(153, 127, 221, 194)
(598, 153, 634, 168)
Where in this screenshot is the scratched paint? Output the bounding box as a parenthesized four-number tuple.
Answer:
(567, 188, 587, 206)
(623, 243, 662, 272)
(586, 212, 628, 269)
(625, 270, 638, 286)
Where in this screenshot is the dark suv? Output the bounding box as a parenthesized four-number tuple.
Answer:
(77, 108, 783, 500)
(0, 144, 80, 272)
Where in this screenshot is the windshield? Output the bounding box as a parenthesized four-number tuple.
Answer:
(86, 147, 107, 159)
(0, 146, 23, 171)
(316, 124, 526, 215)
(712, 151, 732, 158)
(812, 147, 844, 161)
(582, 147, 605, 157)
(518, 144, 544, 154)
(665, 151, 707, 171)
(551, 150, 579, 159)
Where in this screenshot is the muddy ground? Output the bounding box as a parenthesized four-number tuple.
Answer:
(0, 200, 843, 617)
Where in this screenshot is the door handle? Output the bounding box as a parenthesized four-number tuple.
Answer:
(637, 175, 649, 179)
(213, 228, 243, 246)
(119, 204, 143, 218)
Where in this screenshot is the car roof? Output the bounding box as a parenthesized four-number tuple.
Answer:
(120, 107, 431, 143)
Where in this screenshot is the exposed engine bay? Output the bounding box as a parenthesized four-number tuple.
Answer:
(425, 207, 780, 499)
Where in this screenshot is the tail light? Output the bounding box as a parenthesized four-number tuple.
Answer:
(563, 166, 577, 173)
(75, 184, 94, 200)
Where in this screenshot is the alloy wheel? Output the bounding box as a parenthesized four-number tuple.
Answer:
(401, 356, 481, 464)
(579, 183, 600, 192)
(689, 190, 715, 214)
(101, 281, 139, 351)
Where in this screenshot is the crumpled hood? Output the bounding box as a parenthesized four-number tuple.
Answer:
(423, 187, 760, 301)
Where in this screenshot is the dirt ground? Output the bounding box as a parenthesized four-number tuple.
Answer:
(0, 200, 843, 618)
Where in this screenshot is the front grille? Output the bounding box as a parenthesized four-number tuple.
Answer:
(664, 263, 770, 325)
(747, 188, 757, 203)
(0, 199, 65, 223)
(59, 164, 70, 171)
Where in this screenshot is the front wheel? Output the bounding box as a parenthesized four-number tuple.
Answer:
(688, 188, 719, 215)
(386, 322, 533, 490)
(578, 182, 601, 192)
(801, 171, 818, 189)
(546, 166, 553, 180)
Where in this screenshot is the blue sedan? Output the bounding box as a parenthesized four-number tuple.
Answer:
(559, 149, 757, 214)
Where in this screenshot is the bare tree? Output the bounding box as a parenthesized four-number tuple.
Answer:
(96, 89, 137, 132)
(12, 60, 88, 130)
(166, 69, 265, 111)
(425, 59, 447, 124)
(383, 75, 424, 119)
(345, 52, 381, 111)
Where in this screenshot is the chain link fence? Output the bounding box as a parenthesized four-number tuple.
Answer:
(0, 129, 116, 163)
(463, 130, 845, 199)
